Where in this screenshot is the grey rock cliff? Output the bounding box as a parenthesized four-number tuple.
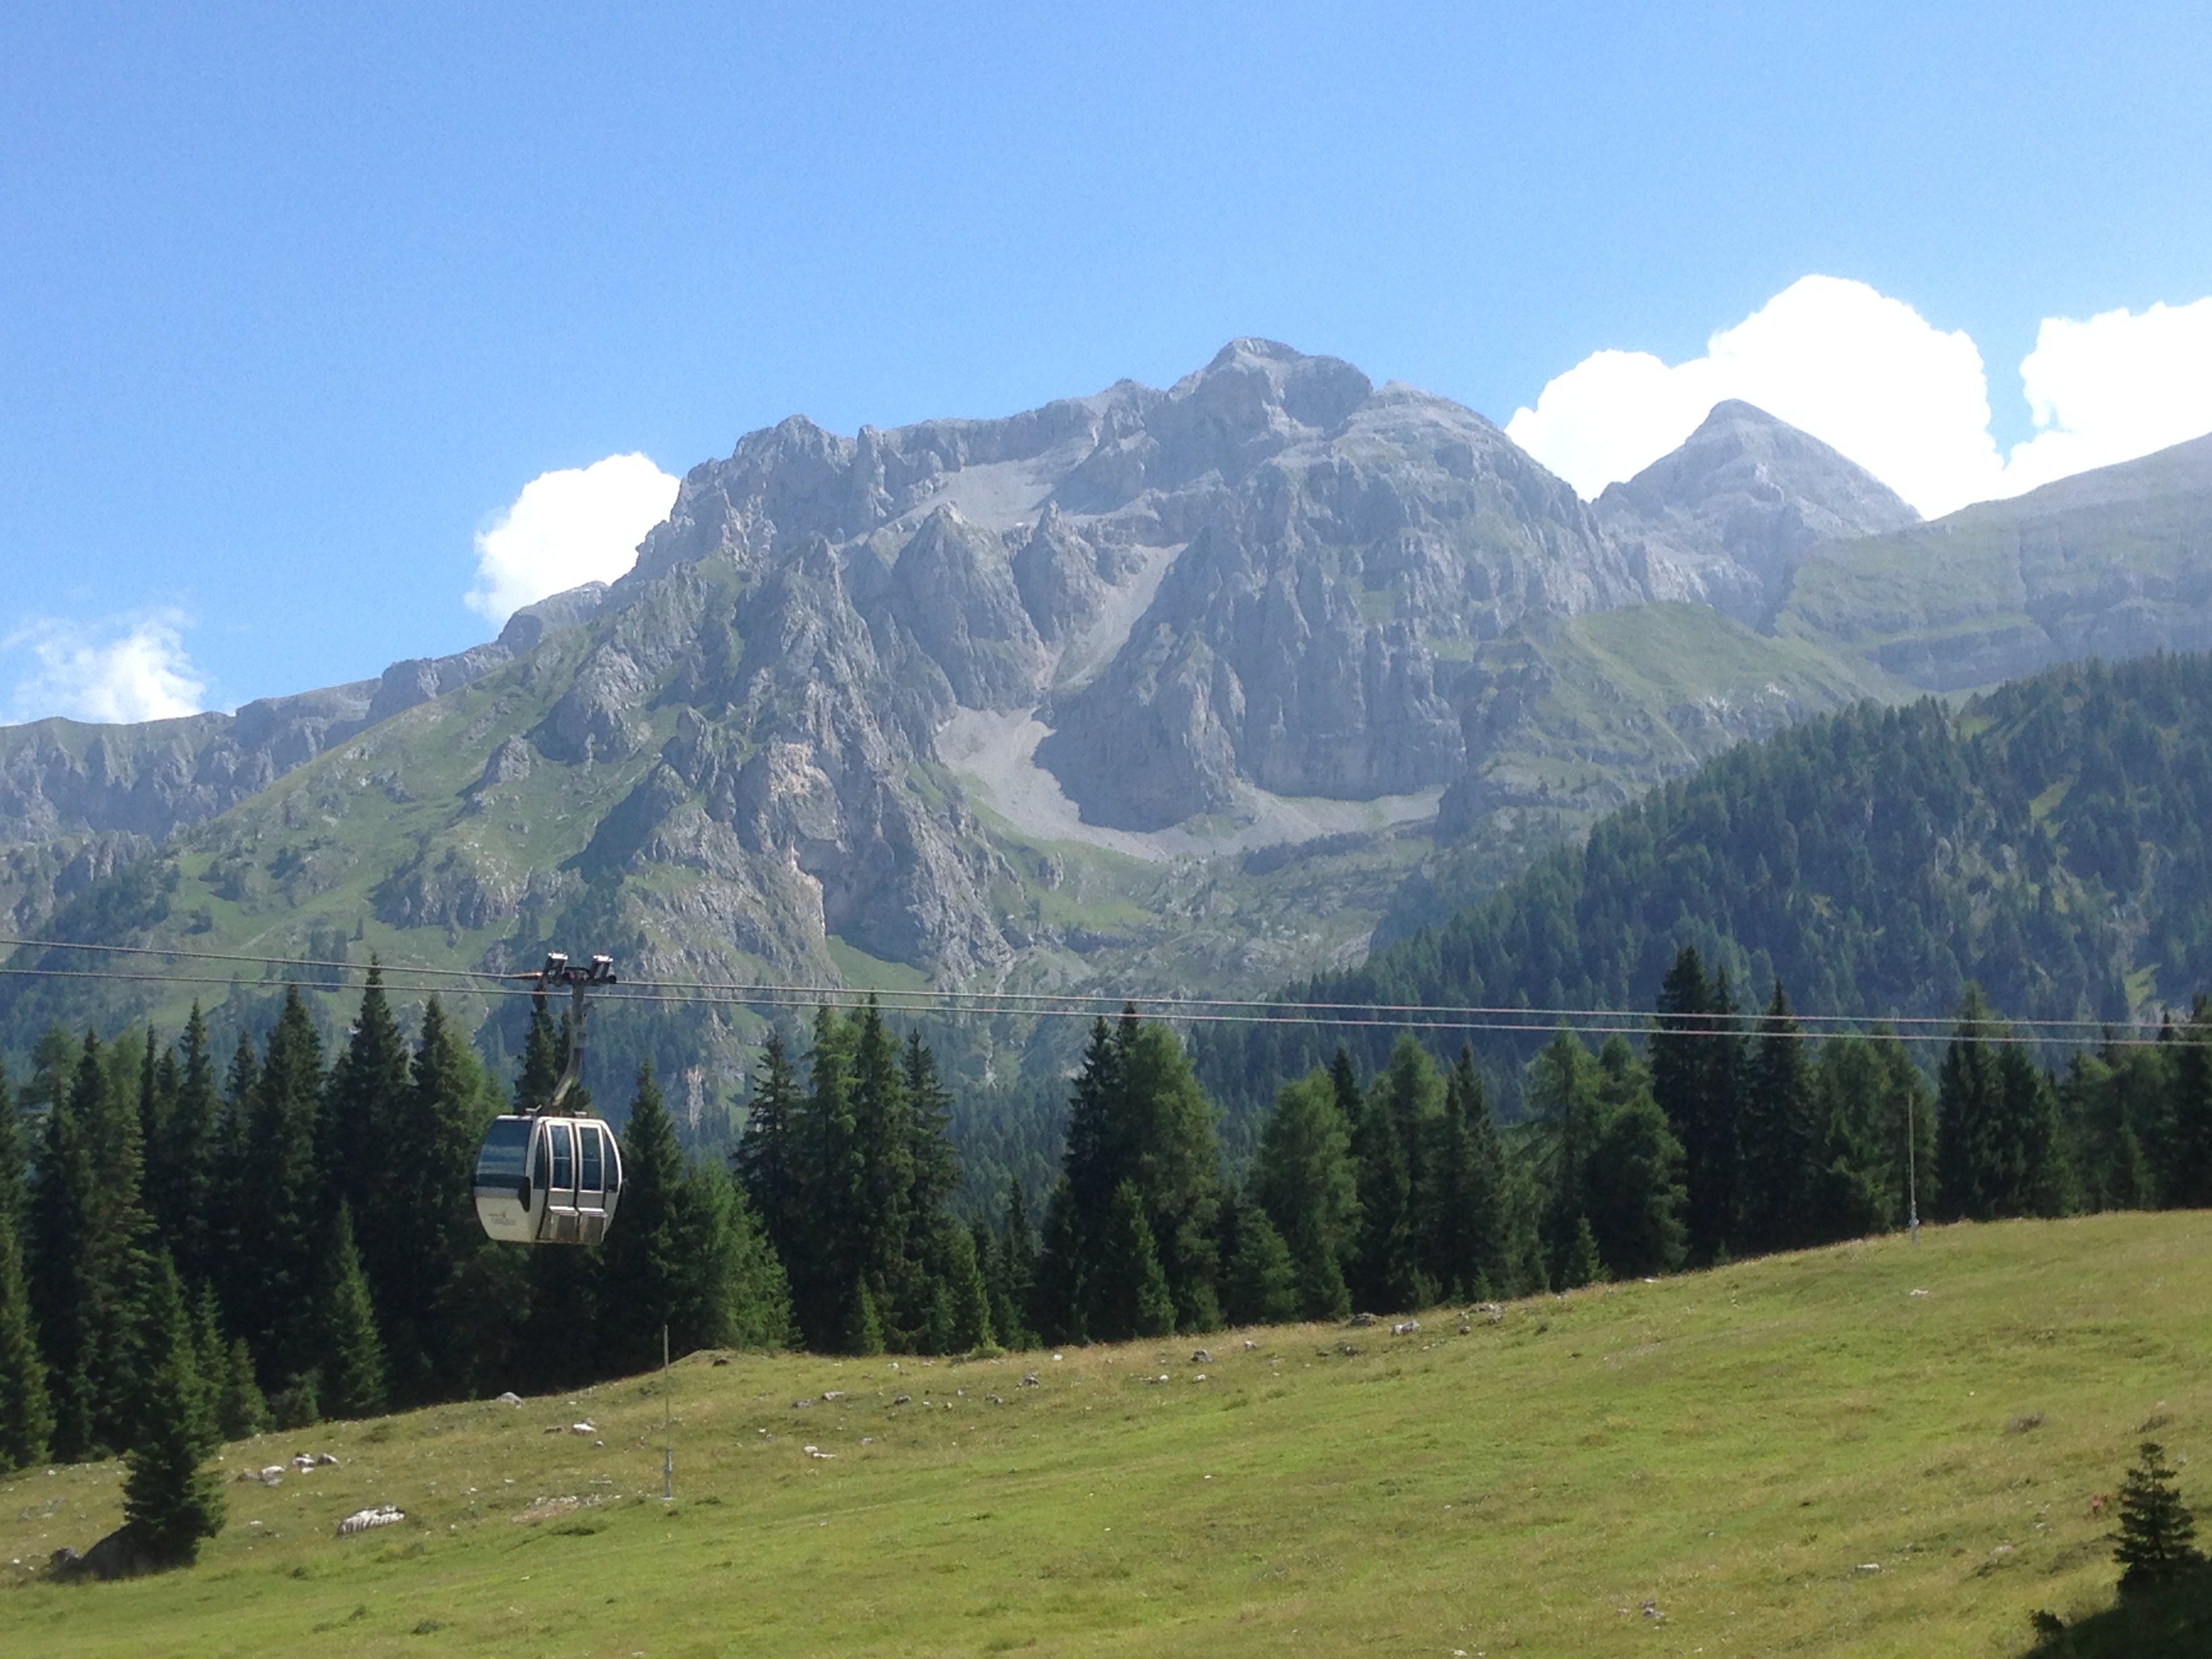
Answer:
(1596, 400, 1920, 626)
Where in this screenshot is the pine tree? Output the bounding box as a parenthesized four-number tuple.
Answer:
(1652, 947, 1732, 1260)
(989, 1181, 1038, 1349)
(1583, 1080, 1689, 1278)
(1349, 1043, 1416, 1313)
(842, 1275, 884, 1356)
(0, 1057, 53, 1471)
(320, 1203, 388, 1420)
(325, 967, 415, 1374)
(216, 1336, 269, 1441)
(150, 1008, 221, 1292)
(1251, 1066, 1359, 1320)
(1937, 985, 2007, 1221)
(846, 1001, 917, 1343)
(1037, 1013, 1225, 1338)
(2169, 998, 2212, 1208)
(386, 996, 495, 1401)
(31, 1031, 155, 1459)
(121, 1251, 224, 1568)
(209, 1028, 258, 1340)
(734, 1027, 801, 1257)
(601, 1063, 686, 1372)
(240, 989, 327, 1384)
(1742, 980, 1818, 1252)
(1225, 1206, 1300, 1326)
(1096, 1181, 1176, 1340)
(1562, 1214, 1606, 1288)
(2114, 1440, 2202, 1596)
(1531, 1029, 1605, 1289)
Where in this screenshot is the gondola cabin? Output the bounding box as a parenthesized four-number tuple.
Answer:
(472, 1114, 623, 1246)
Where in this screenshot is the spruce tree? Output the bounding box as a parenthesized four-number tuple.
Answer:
(1562, 1214, 1606, 1288)
(1251, 1067, 1359, 1320)
(216, 1336, 270, 1441)
(1742, 980, 1818, 1252)
(320, 1203, 388, 1420)
(121, 1252, 224, 1568)
(325, 967, 415, 1374)
(1936, 985, 2007, 1221)
(1038, 1014, 1224, 1338)
(734, 1027, 800, 1261)
(2169, 998, 2212, 1208)
(0, 1057, 53, 1471)
(150, 1008, 221, 1292)
(602, 1063, 685, 1371)
(1349, 1048, 1414, 1313)
(846, 1002, 917, 1343)
(992, 1181, 1039, 1349)
(1531, 1029, 1605, 1290)
(240, 989, 327, 1383)
(209, 1029, 258, 1342)
(842, 1275, 885, 1356)
(1225, 1206, 1300, 1326)
(2114, 1440, 2202, 1596)
(386, 996, 494, 1401)
(1096, 1181, 1175, 1340)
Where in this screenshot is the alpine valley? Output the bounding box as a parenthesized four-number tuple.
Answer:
(7, 340, 2212, 1124)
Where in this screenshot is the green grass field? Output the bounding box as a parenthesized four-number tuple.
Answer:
(6, 1212, 2209, 1657)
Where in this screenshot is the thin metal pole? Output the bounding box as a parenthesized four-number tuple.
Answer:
(1906, 1088, 1921, 1246)
(662, 1324, 674, 1500)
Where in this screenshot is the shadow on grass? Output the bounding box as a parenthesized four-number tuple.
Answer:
(2025, 1568, 2212, 1658)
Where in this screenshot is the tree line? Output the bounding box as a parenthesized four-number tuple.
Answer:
(8, 956, 2212, 1561)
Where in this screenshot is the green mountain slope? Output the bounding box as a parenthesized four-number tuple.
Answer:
(1778, 432, 2212, 692)
(1214, 649, 2212, 1111)
(4, 1212, 2205, 1657)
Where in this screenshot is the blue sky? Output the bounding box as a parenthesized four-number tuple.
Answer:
(5, 3, 2211, 720)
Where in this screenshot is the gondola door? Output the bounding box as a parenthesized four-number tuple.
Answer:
(541, 1119, 579, 1244)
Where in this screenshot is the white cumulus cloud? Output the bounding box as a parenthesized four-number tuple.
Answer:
(466, 453, 680, 624)
(1507, 279, 2212, 519)
(2005, 298, 2212, 495)
(3, 611, 210, 724)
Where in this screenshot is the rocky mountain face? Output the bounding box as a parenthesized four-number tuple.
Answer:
(1597, 399, 1920, 626)
(7, 340, 2211, 1087)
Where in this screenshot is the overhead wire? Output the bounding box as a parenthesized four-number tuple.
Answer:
(0, 952, 2180, 1048)
(0, 933, 2182, 1038)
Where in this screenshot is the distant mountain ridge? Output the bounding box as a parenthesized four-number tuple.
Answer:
(3, 341, 2211, 1101)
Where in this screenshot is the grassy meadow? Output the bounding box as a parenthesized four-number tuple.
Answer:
(4, 1210, 2209, 1658)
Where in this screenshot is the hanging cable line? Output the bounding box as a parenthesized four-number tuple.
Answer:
(0, 954, 2179, 1046)
(0, 932, 2184, 1039)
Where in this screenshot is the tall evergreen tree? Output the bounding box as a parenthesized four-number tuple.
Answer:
(319, 1202, 388, 1420)
(734, 1027, 801, 1258)
(601, 1062, 686, 1372)
(324, 968, 414, 1354)
(1742, 981, 1819, 1252)
(1251, 1066, 1359, 1320)
(1938, 987, 2072, 1221)
(209, 1028, 258, 1336)
(1652, 946, 1732, 1261)
(148, 1007, 221, 1292)
(992, 1180, 1039, 1349)
(2114, 1440, 2201, 1597)
(1224, 1204, 1300, 1326)
(382, 996, 494, 1401)
(1530, 1028, 1605, 1287)
(0, 1056, 54, 1471)
(33, 1032, 155, 1458)
(1037, 1012, 1225, 1338)
(1349, 1038, 1427, 1313)
(121, 1251, 223, 1569)
(1582, 1039, 1689, 1279)
(2167, 996, 2212, 1208)
(237, 989, 327, 1388)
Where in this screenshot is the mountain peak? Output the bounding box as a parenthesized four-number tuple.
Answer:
(1595, 400, 1919, 625)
